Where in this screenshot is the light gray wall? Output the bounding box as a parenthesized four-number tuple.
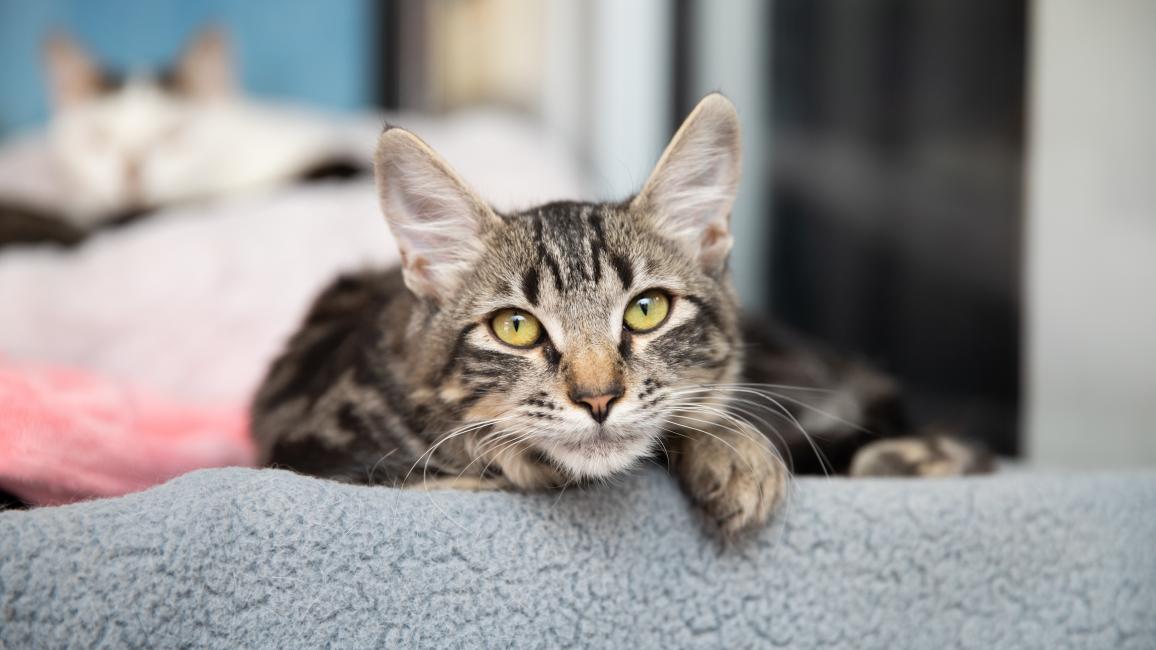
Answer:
(1026, 0, 1156, 467)
(539, 0, 671, 203)
(690, 0, 771, 313)
(587, 0, 672, 201)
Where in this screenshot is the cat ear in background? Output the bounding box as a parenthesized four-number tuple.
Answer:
(42, 33, 102, 109)
(374, 127, 502, 301)
(175, 26, 234, 99)
(632, 93, 742, 272)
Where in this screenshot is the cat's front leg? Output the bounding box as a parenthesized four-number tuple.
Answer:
(670, 417, 786, 536)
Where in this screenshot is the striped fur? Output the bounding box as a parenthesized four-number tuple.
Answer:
(251, 94, 990, 536)
(252, 197, 744, 486)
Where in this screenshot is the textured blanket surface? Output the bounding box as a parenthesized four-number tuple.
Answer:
(2, 467, 1154, 649)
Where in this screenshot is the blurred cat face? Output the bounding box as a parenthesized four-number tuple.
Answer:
(42, 28, 233, 218)
(52, 82, 203, 214)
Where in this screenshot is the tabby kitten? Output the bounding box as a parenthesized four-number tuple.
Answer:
(252, 94, 989, 535)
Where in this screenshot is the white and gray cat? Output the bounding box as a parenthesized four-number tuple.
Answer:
(1, 27, 361, 246)
(252, 94, 991, 536)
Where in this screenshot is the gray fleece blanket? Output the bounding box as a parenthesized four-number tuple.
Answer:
(2, 467, 1154, 649)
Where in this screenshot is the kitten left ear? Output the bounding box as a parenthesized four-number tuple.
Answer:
(375, 127, 502, 302)
(175, 26, 234, 99)
(631, 93, 742, 272)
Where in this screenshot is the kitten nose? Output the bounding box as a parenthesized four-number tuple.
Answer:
(571, 388, 623, 424)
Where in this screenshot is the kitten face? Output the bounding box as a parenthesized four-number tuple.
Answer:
(376, 94, 744, 480)
(431, 201, 741, 478)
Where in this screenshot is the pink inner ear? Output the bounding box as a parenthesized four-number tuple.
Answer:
(409, 254, 430, 278)
(697, 222, 734, 270)
(702, 223, 728, 248)
(401, 251, 440, 296)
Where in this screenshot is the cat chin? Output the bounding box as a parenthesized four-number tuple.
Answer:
(544, 431, 658, 480)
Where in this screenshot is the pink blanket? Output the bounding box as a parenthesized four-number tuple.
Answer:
(0, 361, 255, 506)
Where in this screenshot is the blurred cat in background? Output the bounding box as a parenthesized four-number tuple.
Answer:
(1, 27, 362, 245)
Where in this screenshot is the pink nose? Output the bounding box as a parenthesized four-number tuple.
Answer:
(572, 389, 623, 423)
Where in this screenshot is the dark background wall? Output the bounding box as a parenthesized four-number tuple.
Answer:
(768, 0, 1026, 455)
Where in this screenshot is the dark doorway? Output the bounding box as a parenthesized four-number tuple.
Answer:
(770, 1, 1027, 455)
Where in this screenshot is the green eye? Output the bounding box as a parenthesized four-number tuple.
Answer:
(623, 290, 671, 333)
(490, 309, 543, 347)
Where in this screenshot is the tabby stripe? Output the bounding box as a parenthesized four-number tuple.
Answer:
(682, 294, 722, 331)
(463, 345, 525, 366)
(352, 352, 431, 439)
(543, 341, 562, 371)
(522, 267, 540, 306)
(618, 330, 634, 360)
(447, 388, 488, 418)
(337, 402, 376, 440)
(259, 324, 350, 409)
(610, 253, 634, 290)
(534, 214, 566, 292)
(589, 237, 603, 285)
(436, 323, 479, 382)
(650, 320, 722, 370)
(587, 211, 606, 285)
(462, 367, 507, 379)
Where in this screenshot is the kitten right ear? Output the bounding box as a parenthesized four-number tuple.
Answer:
(42, 33, 101, 109)
(632, 93, 742, 272)
(375, 127, 501, 302)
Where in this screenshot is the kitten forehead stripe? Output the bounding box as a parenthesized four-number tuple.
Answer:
(610, 253, 634, 290)
(522, 267, 540, 306)
(534, 213, 565, 293)
(587, 209, 605, 285)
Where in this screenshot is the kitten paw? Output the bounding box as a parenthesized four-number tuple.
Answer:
(849, 435, 992, 477)
(675, 430, 785, 536)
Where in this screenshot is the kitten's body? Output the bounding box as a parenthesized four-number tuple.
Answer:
(253, 95, 989, 535)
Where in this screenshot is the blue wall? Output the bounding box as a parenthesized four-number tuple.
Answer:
(0, 0, 377, 136)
